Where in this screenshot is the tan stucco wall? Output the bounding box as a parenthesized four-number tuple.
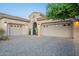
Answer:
(73, 26, 79, 44)
(73, 28, 79, 41)
(0, 19, 2, 29)
(73, 26, 79, 55)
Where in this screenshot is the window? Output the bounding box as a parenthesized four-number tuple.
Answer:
(63, 24, 66, 26)
(67, 23, 71, 26)
(17, 25, 19, 27)
(14, 25, 16, 27)
(20, 25, 22, 28)
(62, 23, 71, 27)
(43, 25, 48, 27)
(10, 24, 13, 27)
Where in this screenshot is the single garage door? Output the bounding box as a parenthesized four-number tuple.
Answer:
(8, 23, 28, 36)
(41, 22, 72, 38)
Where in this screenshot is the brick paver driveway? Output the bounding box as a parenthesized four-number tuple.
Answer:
(0, 36, 75, 56)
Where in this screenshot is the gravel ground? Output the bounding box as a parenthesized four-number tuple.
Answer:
(0, 36, 75, 56)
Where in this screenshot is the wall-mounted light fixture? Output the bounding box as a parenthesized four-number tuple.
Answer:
(4, 22, 7, 26)
(74, 21, 79, 29)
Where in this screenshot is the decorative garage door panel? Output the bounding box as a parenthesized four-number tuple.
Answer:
(8, 24, 28, 36)
(41, 23, 72, 38)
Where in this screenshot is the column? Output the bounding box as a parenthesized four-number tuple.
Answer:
(37, 23, 41, 37)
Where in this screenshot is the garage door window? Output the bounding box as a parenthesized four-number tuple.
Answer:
(43, 25, 48, 27)
(10, 24, 13, 27)
(20, 25, 22, 28)
(62, 23, 71, 27)
(17, 25, 19, 27)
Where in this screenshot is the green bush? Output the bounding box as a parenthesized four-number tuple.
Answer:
(0, 36, 9, 40)
(0, 29, 9, 41)
(0, 29, 5, 36)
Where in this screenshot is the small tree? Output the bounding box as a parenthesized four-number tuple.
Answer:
(46, 3, 79, 20)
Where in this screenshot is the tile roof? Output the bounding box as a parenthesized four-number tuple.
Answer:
(0, 13, 30, 22)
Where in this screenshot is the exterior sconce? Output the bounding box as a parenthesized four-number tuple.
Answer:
(4, 22, 7, 26)
(74, 21, 79, 29)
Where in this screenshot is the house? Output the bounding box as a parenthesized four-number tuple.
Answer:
(0, 12, 76, 39)
(29, 12, 73, 38)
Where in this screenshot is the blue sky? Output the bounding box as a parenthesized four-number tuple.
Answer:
(0, 3, 47, 18)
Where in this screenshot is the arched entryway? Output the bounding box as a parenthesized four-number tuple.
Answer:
(33, 22, 38, 35)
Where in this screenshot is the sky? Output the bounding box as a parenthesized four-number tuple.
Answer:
(0, 3, 47, 19)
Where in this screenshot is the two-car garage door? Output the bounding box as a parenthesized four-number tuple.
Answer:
(7, 23, 28, 36)
(41, 23, 72, 38)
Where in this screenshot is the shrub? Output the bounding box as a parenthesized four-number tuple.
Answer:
(0, 29, 5, 37)
(0, 29, 9, 41)
(0, 36, 9, 40)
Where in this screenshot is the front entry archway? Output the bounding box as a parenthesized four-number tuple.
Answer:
(33, 22, 38, 35)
